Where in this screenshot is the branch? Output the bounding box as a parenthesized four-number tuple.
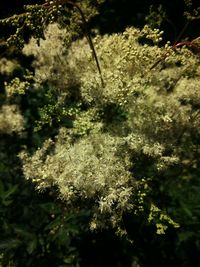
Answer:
(43, 0, 105, 87)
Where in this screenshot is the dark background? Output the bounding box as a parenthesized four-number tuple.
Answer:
(0, 0, 199, 42)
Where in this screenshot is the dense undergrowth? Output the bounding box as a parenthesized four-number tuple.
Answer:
(0, 1, 200, 266)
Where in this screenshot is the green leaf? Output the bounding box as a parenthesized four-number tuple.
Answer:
(0, 239, 21, 250)
(26, 239, 37, 254)
(177, 231, 195, 246)
(0, 182, 18, 206)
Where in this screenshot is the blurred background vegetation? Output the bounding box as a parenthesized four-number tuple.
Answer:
(0, 1, 200, 266)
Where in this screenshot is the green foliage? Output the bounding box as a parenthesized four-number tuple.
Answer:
(5, 77, 30, 97)
(0, 41, 84, 267)
(145, 5, 167, 28)
(0, 0, 105, 49)
(0, 183, 86, 267)
(184, 0, 200, 20)
(1, 1, 200, 266)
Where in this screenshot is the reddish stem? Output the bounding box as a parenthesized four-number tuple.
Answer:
(172, 41, 200, 50)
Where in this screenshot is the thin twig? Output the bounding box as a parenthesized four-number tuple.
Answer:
(43, 0, 105, 87)
(150, 21, 194, 70)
